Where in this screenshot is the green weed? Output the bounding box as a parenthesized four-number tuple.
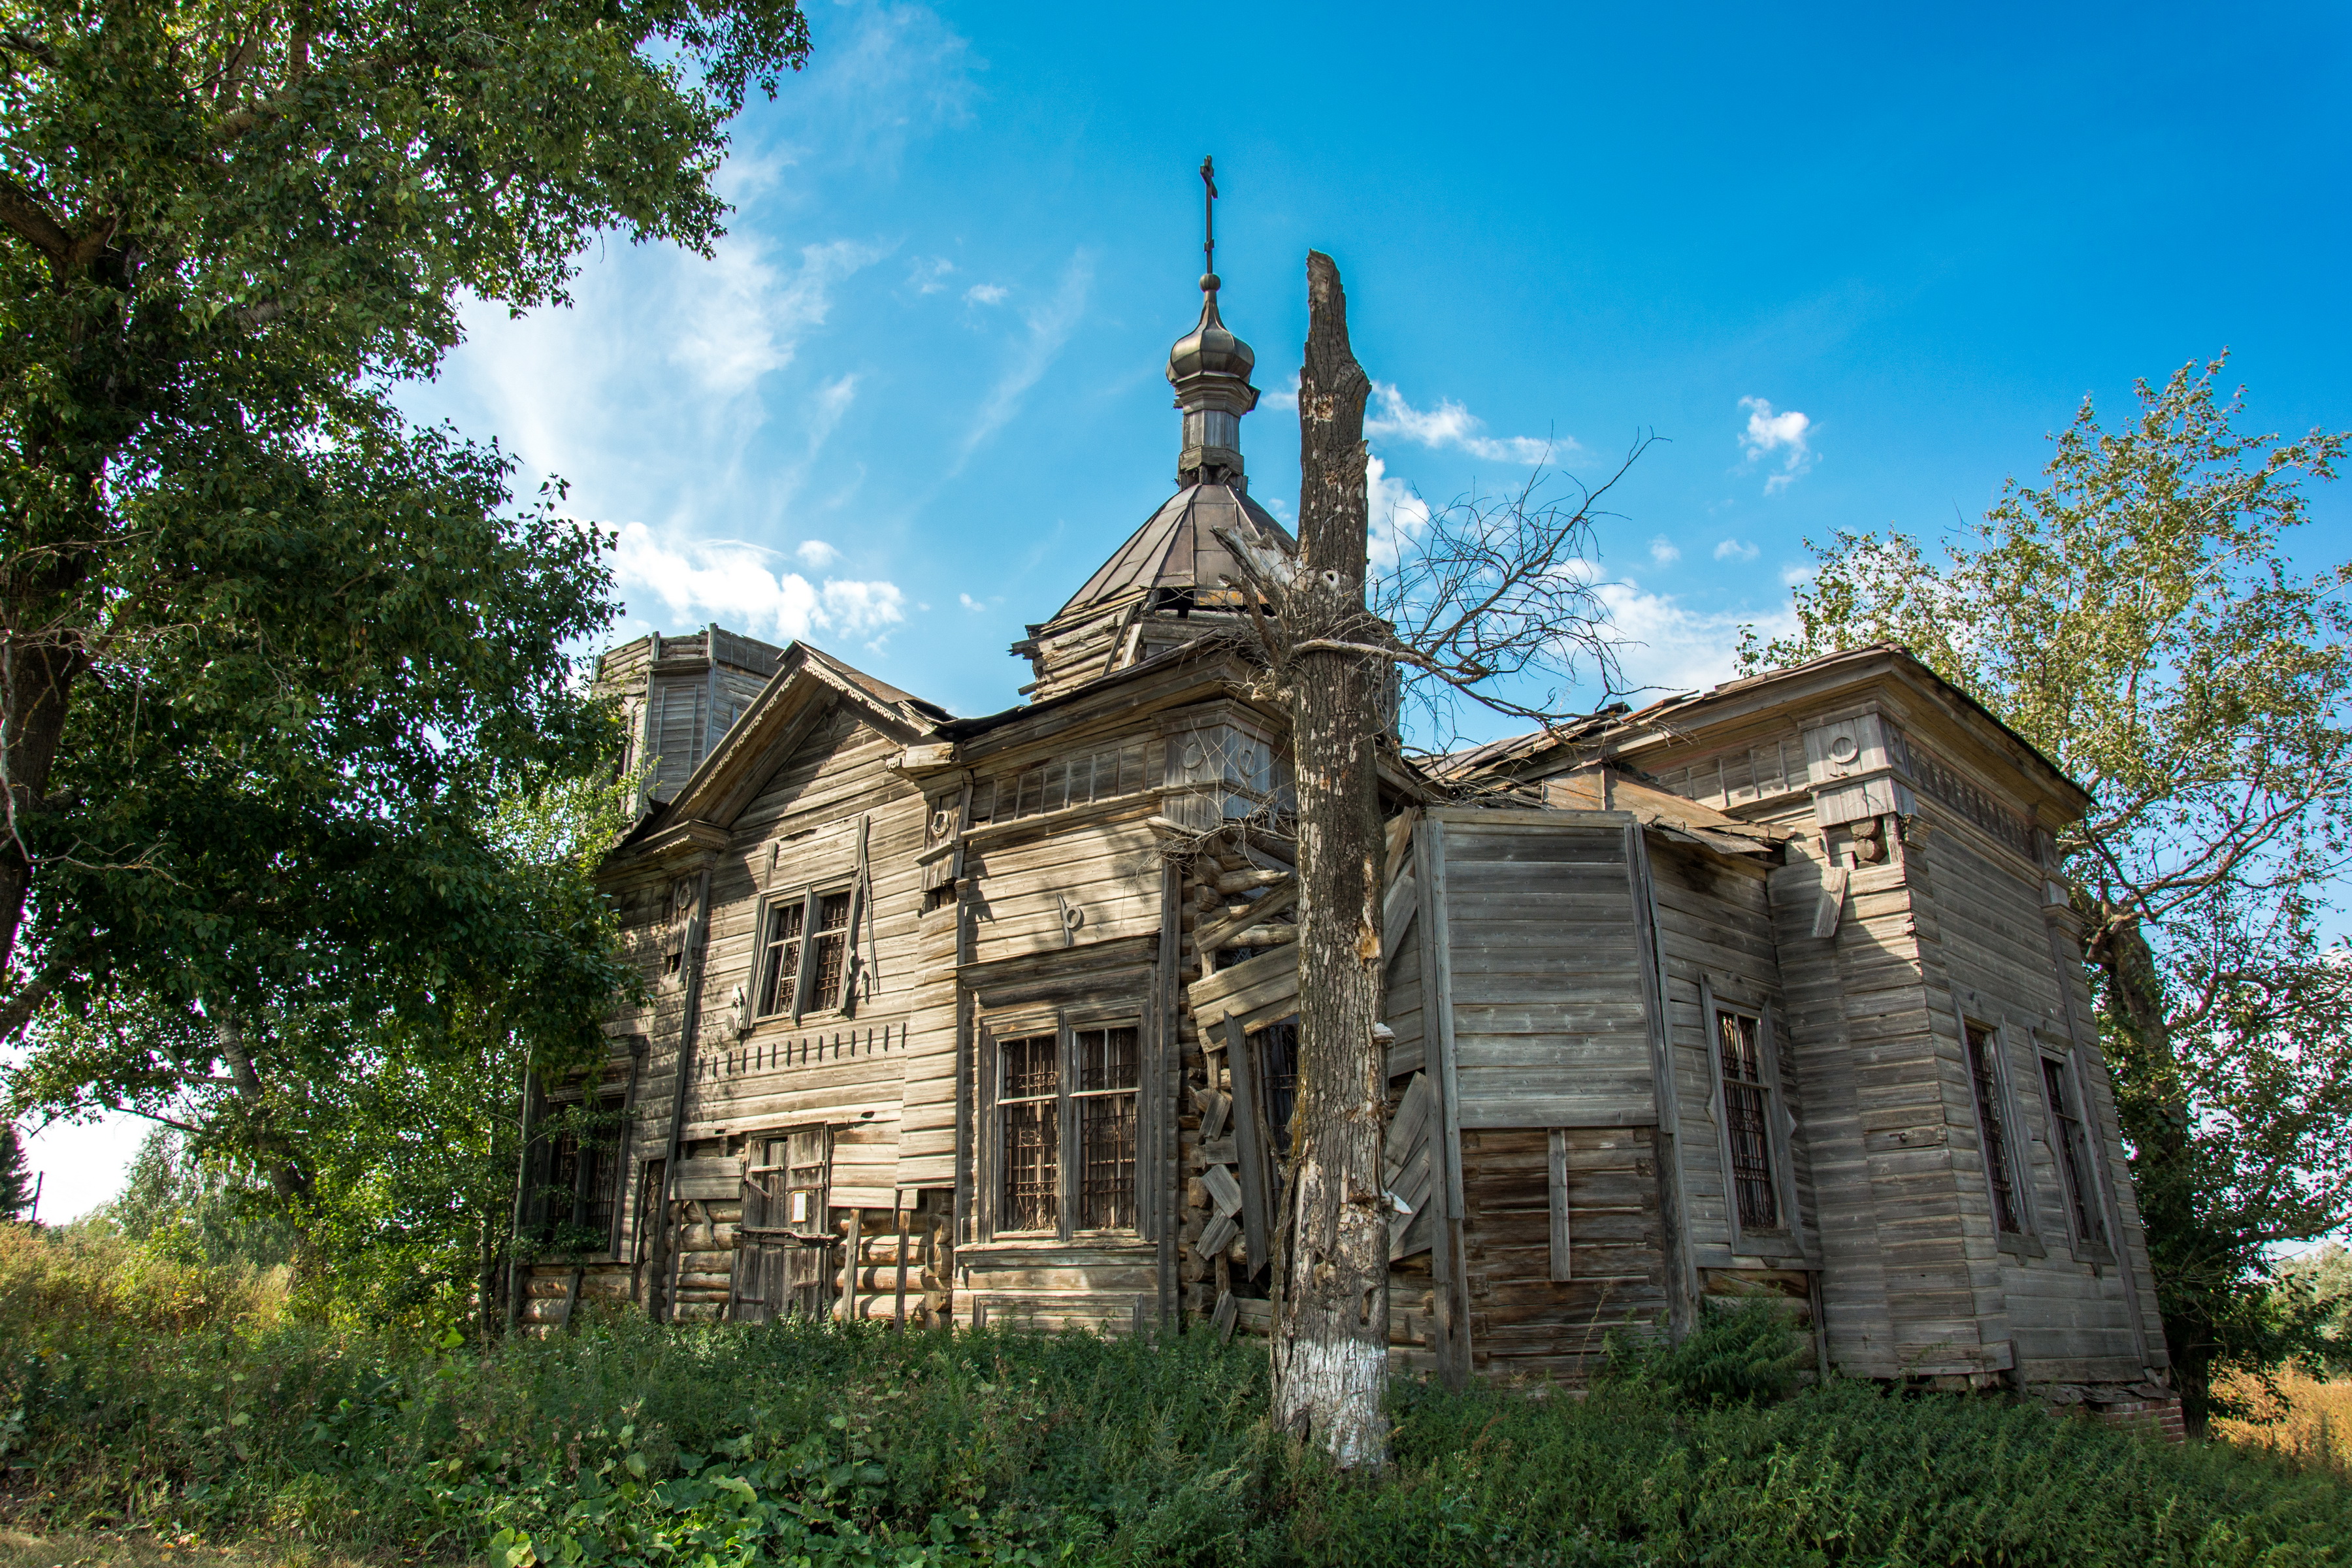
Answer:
(3, 1253, 2347, 1567)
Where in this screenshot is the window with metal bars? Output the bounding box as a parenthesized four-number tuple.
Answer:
(809, 891, 851, 1006)
(1714, 1010, 1780, 1230)
(757, 900, 804, 1015)
(1075, 1026, 1139, 1230)
(1965, 1023, 2023, 1233)
(754, 885, 853, 1019)
(2041, 1054, 2107, 1249)
(999, 1034, 1060, 1232)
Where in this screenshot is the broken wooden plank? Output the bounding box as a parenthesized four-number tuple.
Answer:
(1202, 1164, 1244, 1217)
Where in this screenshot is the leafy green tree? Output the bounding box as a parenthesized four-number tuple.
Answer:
(0, 0, 810, 1188)
(18, 768, 640, 1331)
(0, 1122, 31, 1218)
(1744, 355, 2352, 1424)
(285, 769, 642, 1335)
(108, 1125, 296, 1264)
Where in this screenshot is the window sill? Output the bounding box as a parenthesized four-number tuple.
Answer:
(969, 1232, 1145, 1252)
(1995, 1231, 2048, 1260)
(2070, 1243, 2117, 1268)
(1726, 1229, 1810, 1269)
(746, 1010, 851, 1034)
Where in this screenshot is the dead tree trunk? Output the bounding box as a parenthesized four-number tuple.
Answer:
(1268, 250, 1390, 1467)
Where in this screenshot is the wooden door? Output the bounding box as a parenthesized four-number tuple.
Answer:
(732, 1127, 834, 1322)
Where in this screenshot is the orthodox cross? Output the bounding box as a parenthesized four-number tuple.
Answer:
(1200, 155, 1218, 284)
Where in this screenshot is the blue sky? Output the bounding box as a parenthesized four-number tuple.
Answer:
(402, 0, 2350, 721)
(28, 1, 2351, 1215)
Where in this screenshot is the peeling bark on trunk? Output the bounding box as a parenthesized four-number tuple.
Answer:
(1268, 250, 1390, 1469)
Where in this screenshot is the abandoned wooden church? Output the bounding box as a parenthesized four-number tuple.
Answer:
(517, 250, 2179, 1426)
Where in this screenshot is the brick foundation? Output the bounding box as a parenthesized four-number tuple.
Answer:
(2027, 1380, 2186, 1444)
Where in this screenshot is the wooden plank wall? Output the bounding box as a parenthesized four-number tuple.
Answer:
(949, 731, 1176, 1331)
(1767, 818, 2008, 1379)
(1644, 839, 1812, 1272)
(1429, 811, 1657, 1130)
(606, 875, 698, 1286)
(964, 804, 1166, 966)
(1458, 1127, 1668, 1380)
(1913, 819, 2153, 1382)
(689, 708, 926, 1209)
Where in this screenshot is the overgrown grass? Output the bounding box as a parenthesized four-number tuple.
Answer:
(2216, 1367, 2352, 1480)
(5, 1229, 2350, 1566)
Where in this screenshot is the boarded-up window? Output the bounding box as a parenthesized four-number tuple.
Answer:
(810, 892, 852, 1007)
(757, 901, 804, 1015)
(737, 1127, 833, 1322)
(1000, 1034, 1060, 1232)
(1715, 1011, 1779, 1230)
(1965, 1023, 2023, 1233)
(1075, 1026, 1139, 1230)
(2042, 1054, 2107, 1249)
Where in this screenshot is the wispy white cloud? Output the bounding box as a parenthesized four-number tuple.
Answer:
(764, 1, 975, 174)
(956, 251, 1094, 470)
(796, 539, 841, 568)
(958, 592, 988, 612)
(909, 257, 956, 294)
(615, 523, 906, 647)
(1713, 538, 1760, 562)
(1648, 536, 1682, 566)
(1598, 578, 1800, 696)
(1367, 383, 1571, 465)
(964, 283, 1008, 306)
(1738, 397, 1815, 493)
(670, 238, 887, 397)
(1365, 453, 1433, 573)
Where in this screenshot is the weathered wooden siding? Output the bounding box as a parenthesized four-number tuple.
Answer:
(1460, 1127, 1668, 1380)
(1913, 815, 2151, 1381)
(964, 804, 1166, 966)
(1428, 810, 1658, 1130)
(1644, 838, 1813, 1273)
(1765, 833, 2010, 1378)
(685, 710, 924, 1209)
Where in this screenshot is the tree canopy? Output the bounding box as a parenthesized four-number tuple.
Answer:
(0, 0, 810, 1192)
(1745, 355, 2352, 1418)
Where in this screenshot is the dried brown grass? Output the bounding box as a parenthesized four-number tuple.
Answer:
(2214, 1365, 2352, 1477)
(0, 1226, 286, 1337)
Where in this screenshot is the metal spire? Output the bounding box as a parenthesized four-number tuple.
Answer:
(1200, 155, 1218, 292)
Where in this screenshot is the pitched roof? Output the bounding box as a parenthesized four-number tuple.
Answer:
(1049, 482, 1295, 625)
(1429, 642, 2089, 816)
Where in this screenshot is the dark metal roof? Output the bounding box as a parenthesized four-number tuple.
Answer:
(1049, 482, 1296, 624)
(804, 645, 954, 721)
